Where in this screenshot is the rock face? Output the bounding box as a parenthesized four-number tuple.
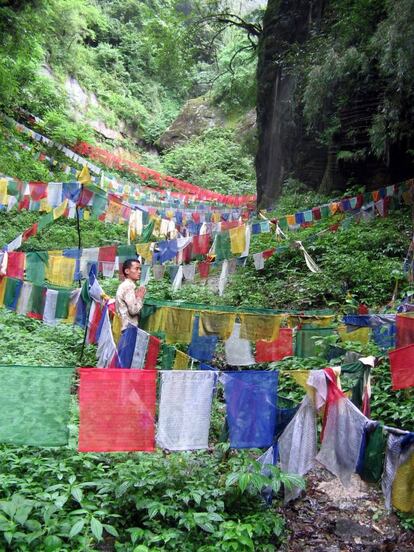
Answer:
(158, 97, 225, 150)
(255, 0, 414, 209)
(255, 0, 326, 209)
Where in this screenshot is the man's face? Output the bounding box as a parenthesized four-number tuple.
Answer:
(125, 262, 141, 282)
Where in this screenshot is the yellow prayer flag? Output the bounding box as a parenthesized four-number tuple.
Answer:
(53, 199, 68, 220)
(199, 311, 236, 341)
(287, 314, 335, 328)
(83, 210, 90, 221)
(77, 165, 92, 185)
(229, 225, 246, 255)
(329, 202, 340, 214)
(45, 256, 76, 287)
(286, 215, 295, 226)
(338, 325, 371, 345)
(287, 370, 312, 393)
(112, 313, 122, 344)
(39, 198, 52, 213)
(0, 276, 6, 307)
(146, 307, 167, 334)
(0, 178, 8, 205)
(136, 243, 153, 263)
(212, 212, 221, 223)
(164, 307, 194, 344)
(239, 313, 281, 342)
(392, 453, 414, 512)
(173, 350, 190, 370)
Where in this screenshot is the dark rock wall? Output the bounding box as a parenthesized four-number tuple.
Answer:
(255, 0, 414, 208)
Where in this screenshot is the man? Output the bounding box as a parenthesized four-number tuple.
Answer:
(116, 258, 146, 332)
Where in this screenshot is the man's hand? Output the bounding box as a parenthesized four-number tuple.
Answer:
(135, 286, 146, 299)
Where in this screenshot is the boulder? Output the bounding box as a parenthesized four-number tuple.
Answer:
(158, 97, 225, 150)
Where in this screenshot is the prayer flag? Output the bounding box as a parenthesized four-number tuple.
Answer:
(188, 315, 218, 362)
(6, 251, 25, 279)
(78, 368, 157, 452)
(255, 328, 293, 362)
(396, 314, 414, 348)
(144, 336, 161, 369)
(157, 371, 216, 450)
(222, 371, 278, 448)
(389, 344, 414, 390)
(0, 365, 74, 446)
(225, 323, 255, 366)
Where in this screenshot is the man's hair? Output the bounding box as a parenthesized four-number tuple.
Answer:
(122, 258, 141, 276)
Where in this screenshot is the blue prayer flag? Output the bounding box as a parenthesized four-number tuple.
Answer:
(222, 371, 278, 448)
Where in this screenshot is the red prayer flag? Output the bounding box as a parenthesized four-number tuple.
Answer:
(192, 234, 211, 256)
(396, 314, 414, 348)
(6, 251, 25, 279)
(78, 368, 157, 452)
(144, 336, 161, 369)
(389, 345, 414, 390)
(87, 303, 103, 345)
(22, 223, 38, 241)
(321, 368, 345, 441)
(98, 246, 117, 263)
(29, 181, 47, 201)
(198, 260, 210, 279)
(255, 328, 293, 362)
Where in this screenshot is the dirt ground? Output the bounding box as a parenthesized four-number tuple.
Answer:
(278, 467, 414, 552)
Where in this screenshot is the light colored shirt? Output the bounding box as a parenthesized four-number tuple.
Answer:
(115, 278, 144, 331)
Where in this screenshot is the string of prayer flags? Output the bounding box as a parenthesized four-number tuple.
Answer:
(389, 344, 414, 390)
(0, 365, 74, 446)
(221, 371, 278, 448)
(78, 368, 157, 452)
(255, 328, 293, 363)
(156, 371, 216, 450)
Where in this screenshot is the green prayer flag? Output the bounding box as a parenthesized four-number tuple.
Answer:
(26, 251, 48, 285)
(341, 362, 370, 411)
(358, 425, 387, 484)
(7, 179, 19, 197)
(117, 245, 137, 261)
(215, 231, 231, 261)
(28, 284, 45, 317)
(295, 327, 335, 358)
(0, 365, 74, 446)
(55, 289, 71, 319)
(140, 220, 155, 243)
(91, 194, 107, 219)
(37, 211, 54, 232)
(278, 217, 288, 231)
(161, 344, 175, 370)
(320, 205, 330, 219)
(4, 278, 21, 309)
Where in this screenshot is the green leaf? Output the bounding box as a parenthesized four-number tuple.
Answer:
(71, 487, 83, 503)
(90, 517, 103, 541)
(44, 535, 63, 551)
(238, 473, 251, 493)
(103, 524, 119, 537)
(69, 519, 85, 538)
